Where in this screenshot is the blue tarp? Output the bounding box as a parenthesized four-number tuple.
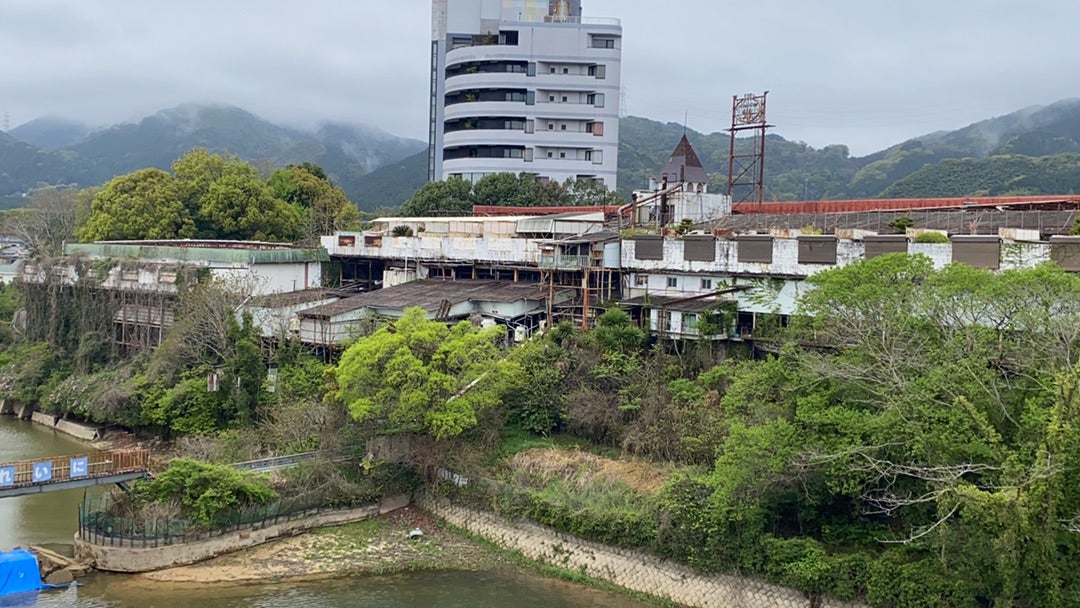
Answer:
(0, 549, 42, 598)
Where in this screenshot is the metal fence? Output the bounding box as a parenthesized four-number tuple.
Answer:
(77, 492, 376, 549)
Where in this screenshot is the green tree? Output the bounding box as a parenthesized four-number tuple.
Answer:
(565, 177, 623, 207)
(401, 178, 474, 216)
(269, 164, 360, 240)
(197, 168, 301, 242)
(471, 172, 538, 207)
(330, 307, 513, 440)
(77, 168, 195, 241)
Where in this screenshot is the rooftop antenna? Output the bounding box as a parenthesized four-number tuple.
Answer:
(683, 109, 688, 136)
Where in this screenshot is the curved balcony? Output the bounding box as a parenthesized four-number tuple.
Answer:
(443, 157, 530, 175)
(443, 101, 528, 122)
(444, 74, 528, 95)
(443, 129, 532, 148)
(447, 45, 528, 66)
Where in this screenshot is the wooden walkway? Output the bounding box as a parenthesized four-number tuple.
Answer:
(0, 449, 150, 498)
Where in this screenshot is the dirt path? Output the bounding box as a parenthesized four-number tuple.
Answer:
(139, 506, 502, 584)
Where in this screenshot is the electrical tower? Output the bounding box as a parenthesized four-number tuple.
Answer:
(2, 111, 9, 133)
(726, 91, 772, 209)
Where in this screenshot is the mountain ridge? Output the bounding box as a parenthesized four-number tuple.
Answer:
(3, 99, 1080, 211)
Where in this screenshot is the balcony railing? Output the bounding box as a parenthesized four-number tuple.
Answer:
(539, 253, 589, 269)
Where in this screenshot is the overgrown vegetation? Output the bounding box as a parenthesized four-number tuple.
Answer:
(7, 249, 1080, 606)
(402, 172, 623, 216)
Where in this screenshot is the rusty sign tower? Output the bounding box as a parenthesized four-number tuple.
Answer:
(726, 91, 772, 209)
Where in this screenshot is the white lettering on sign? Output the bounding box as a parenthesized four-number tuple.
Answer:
(70, 457, 89, 478)
(32, 462, 52, 483)
(0, 467, 13, 486)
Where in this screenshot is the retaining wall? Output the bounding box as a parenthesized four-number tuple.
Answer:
(75, 493, 410, 572)
(28, 410, 101, 441)
(420, 496, 865, 608)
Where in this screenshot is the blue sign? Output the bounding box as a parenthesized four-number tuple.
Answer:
(32, 462, 52, 483)
(70, 457, 89, 478)
(0, 466, 13, 487)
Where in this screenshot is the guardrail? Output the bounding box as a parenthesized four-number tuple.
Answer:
(0, 449, 150, 495)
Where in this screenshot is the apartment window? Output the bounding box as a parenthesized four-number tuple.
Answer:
(549, 95, 555, 102)
(524, 148, 533, 162)
(527, 62, 536, 77)
(562, 67, 569, 74)
(635, 274, 648, 287)
(588, 64, 607, 79)
(701, 278, 713, 290)
(547, 152, 553, 158)
(525, 119, 534, 133)
(561, 96, 568, 102)
(560, 152, 566, 158)
(585, 150, 593, 161)
(526, 91, 535, 105)
(667, 277, 678, 288)
(591, 35, 617, 49)
(588, 121, 604, 136)
(548, 123, 554, 130)
(560, 124, 566, 130)
(587, 93, 605, 108)
(684, 313, 698, 332)
(550, 67, 556, 74)
(591, 150, 602, 164)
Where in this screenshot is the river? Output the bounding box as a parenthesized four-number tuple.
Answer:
(0, 416, 655, 607)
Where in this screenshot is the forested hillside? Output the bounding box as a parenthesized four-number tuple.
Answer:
(3, 99, 1080, 212)
(0, 104, 425, 211)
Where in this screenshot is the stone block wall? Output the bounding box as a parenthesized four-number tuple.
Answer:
(420, 496, 866, 608)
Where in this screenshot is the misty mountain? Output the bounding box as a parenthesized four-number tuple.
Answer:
(3, 99, 1080, 213)
(615, 98, 1080, 202)
(0, 104, 426, 209)
(8, 116, 92, 151)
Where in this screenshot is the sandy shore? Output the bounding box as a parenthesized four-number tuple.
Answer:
(137, 505, 503, 584)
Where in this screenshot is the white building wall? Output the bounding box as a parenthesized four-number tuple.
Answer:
(210, 263, 318, 295)
(431, 1, 621, 188)
(323, 233, 542, 266)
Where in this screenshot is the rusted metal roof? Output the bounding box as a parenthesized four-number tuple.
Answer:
(299, 280, 556, 319)
(731, 195, 1080, 215)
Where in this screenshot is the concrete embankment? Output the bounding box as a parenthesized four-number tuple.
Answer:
(27, 410, 102, 441)
(420, 496, 866, 608)
(0, 399, 34, 420)
(75, 494, 410, 573)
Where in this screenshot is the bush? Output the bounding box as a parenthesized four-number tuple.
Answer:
(913, 231, 950, 243)
(135, 458, 277, 526)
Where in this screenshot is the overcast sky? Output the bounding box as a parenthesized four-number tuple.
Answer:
(1, 0, 1077, 157)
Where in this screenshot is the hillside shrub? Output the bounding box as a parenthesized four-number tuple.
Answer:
(913, 231, 950, 243)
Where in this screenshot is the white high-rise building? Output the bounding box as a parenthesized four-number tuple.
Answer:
(429, 0, 622, 190)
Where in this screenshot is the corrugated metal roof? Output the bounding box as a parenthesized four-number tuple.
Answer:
(300, 280, 558, 319)
(249, 288, 340, 308)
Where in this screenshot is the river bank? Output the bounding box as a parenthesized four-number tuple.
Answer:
(137, 505, 503, 584)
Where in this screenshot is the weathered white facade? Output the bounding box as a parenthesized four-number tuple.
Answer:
(620, 232, 1073, 339)
(429, 0, 622, 188)
(56, 241, 328, 296)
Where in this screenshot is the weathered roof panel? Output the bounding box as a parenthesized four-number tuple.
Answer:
(300, 280, 557, 319)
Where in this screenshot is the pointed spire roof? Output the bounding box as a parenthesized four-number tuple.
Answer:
(658, 134, 709, 185)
